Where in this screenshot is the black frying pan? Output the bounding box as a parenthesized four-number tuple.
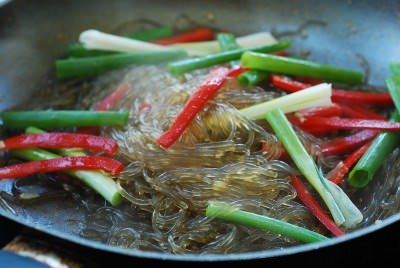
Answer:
(0, 0, 399, 263)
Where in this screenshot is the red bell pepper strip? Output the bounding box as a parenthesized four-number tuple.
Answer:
(78, 84, 130, 134)
(295, 104, 343, 119)
(301, 117, 400, 131)
(227, 66, 249, 78)
(94, 84, 130, 111)
(290, 176, 344, 237)
(0, 133, 118, 155)
(287, 115, 337, 136)
(154, 27, 214, 45)
(271, 75, 393, 106)
(339, 104, 385, 120)
(0, 156, 124, 178)
(321, 129, 378, 156)
(329, 142, 372, 185)
(157, 67, 230, 148)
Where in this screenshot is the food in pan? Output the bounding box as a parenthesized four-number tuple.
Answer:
(1, 24, 399, 254)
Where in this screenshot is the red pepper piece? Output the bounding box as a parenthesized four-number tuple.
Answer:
(154, 27, 214, 45)
(329, 142, 372, 185)
(295, 104, 343, 119)
(271, 75, 393, 106)
(290, 176, 344, 237)
(1, 133, 118, 155)
(339, 104, 385, 120)
(321, 129, 378, 155)
(301, 117, 400, 131)
(94, 84, 130, 111)
(227, 66, 249, 78)
(287, 115, 337, 136)
(0, 156, 124, 178)
(157, 67, 230, 148)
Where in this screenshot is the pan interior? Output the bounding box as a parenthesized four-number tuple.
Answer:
(0, 0, 399, 261)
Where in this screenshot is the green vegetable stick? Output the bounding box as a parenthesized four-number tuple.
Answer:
(168, 40, 291, 75)
(206, 202, 328, 243)
(2, 111, 129, 129)
(241, 51, 364, 85)
(12, 147, 122, 206)
(57, 50, 187, 79)
(237, 69, 269, 86)
(217, 33, 240, 67)
(67, 26, 174, 58)
(265, 108, 362, 227)
(349, 115, 400, 187)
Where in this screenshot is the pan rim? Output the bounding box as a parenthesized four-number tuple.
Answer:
(0, 209, 399, 261)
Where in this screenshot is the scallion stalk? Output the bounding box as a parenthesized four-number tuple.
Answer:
(217, 33, 240, 67)
(2, 111, 129, 129)
(239, 83, 332, 120)
(265, 108, 363, 227)
(168, 40, 291, 75)
(57, 50, 186, 79)
(237, 70, 269, 86)
(171, 32, 278, 56)
(241, 52, 364, 85)
(67, 26, 174, 58)
(206, 201, 328, 243)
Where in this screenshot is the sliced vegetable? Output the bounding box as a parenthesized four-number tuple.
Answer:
(271, 75, 391, 106)
(339, 104, 385, 120)
(0, 133, 118, 155)
(239, 83, 332, 120)
(157, 67, 230, 148)
(0, 156, 123, 179)
(217, 33, 240, 52)
(295, 104, 343, 119)
(79, 30, 172, 53)
(390, 62, 400, 76)
(329, 142, 372, 185)
(321, 130, 378, 156)
(265, 108, 362, 227)
(67, 26, 174, 57)
(94, 84, 130, 111)
(290, 176, 344, 237)
(217, 33, 240, 67)
(243, 52, 363, 85)
(57, 50, 186, 79)
(171, 32, 278, 56)
(237, 70, 269, 86)
(12, 148, 122, 205)
(206, 201, 328, 243)
(386, 75, 400, 112)
(168, 40, 291, 75)
(155, 27, 214, 45)
(1, 111, 129, 129)
(301, 117, 400, 132)
(349, 112, 400, 187)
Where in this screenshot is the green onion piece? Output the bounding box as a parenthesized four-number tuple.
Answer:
(390, 62, 400, 76)
(241, 52, 364, 85)
(2, 111, 129, 129)
(217, 33, 240, 51)
(12, 146, 122, 206)
(57, 50, 186, 79)
(265, 108, 362, 227)
(206, 202, 328, 243)
(240, 83, 332, 120)
(237, 70, 269, 86)
(168, 40, 291, 75)
(67, 26, 173, 58)
(387, 75, 400, 112)
(217, 33, 240, 67)
(349, 113, 400, 188)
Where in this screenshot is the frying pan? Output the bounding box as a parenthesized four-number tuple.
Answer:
(0, 0, 399, 262)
